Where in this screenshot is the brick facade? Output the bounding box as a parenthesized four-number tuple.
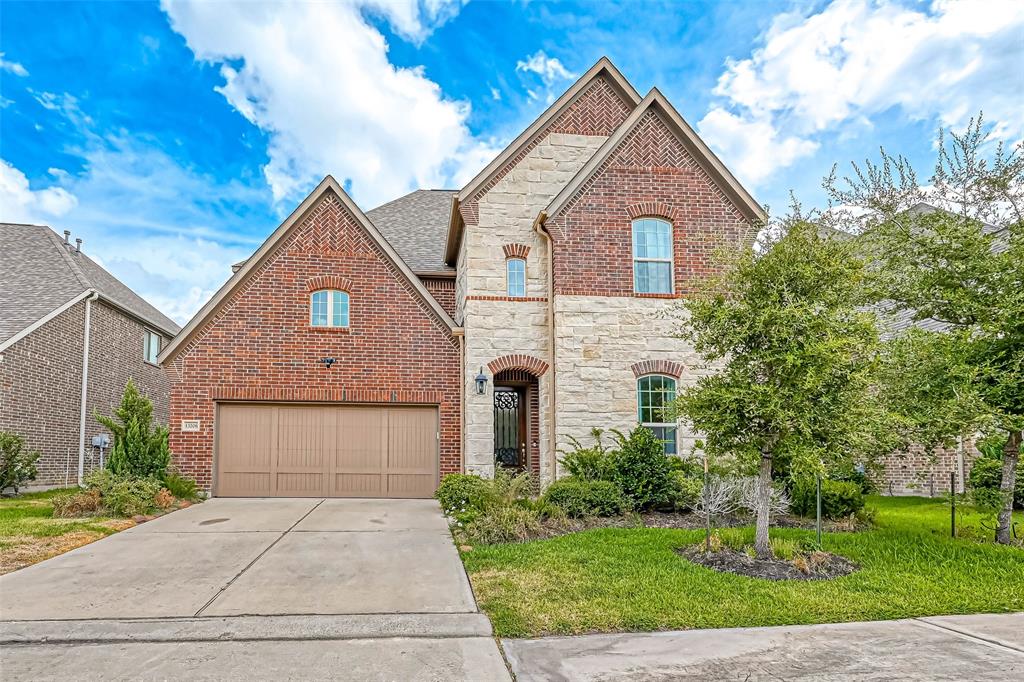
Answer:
(421, 276, 456, 318)
(166, 190, 461, 491)
(880, 442, 980, 497)
(0, 299, 171, 487)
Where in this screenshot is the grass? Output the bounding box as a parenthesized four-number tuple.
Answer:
(0, 488, 133, 575)
(460, 495, 1024, 637)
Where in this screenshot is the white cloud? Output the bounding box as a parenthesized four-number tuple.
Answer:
(0, 53, 28, 77)
(0, 160, 78, 222)
(515, 50, 574, 103)
(699, 0, 1024, 186)
(490, 86, 501, 101)
(161, 0, 498, 208)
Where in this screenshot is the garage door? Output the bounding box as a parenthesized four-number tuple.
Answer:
(215, 403, 438, 498)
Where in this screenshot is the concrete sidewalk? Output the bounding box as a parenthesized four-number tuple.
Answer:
(503, 612, 1024, 681)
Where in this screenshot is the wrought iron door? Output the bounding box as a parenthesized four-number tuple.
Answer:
(493, 388, 524, 468)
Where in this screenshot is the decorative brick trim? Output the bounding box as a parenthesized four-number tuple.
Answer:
(503, 243, 531, 259)
(634, 292, 683, 299)
(306, 275, 353, 292)
(465, 295, 548, 303)
(210, 386, 445, 404)
(631, 360, 684, 379)
(487, 354, 550, 377)
(626, 201, 678, 222)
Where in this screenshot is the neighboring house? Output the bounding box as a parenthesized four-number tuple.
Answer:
(160, 57, 765, 498)
(0, 224, 180, 487)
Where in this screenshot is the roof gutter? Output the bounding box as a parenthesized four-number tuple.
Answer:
(0, 290, 94, 354)
(532, 210, 558, 484)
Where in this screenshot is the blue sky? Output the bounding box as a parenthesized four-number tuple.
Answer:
(2, 0, 1021, 324)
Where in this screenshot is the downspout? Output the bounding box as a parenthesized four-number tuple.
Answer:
(78, 291, 98, 485)
(533, 211, 557, 484)
(454, 328, 466, 473)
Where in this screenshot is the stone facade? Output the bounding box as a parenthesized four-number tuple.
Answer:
(165, 190, 462, 492)
(0, 298, 171, 487)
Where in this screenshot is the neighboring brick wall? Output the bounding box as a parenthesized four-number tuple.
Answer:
(547, 109, 750, 296)
(880, 441, 980, 497)
(166, 190, 462, 492)
(0, 299, 172, 487)
(421, 276, 456, 318)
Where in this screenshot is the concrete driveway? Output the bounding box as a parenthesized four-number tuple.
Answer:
(0, 498, 511, 681)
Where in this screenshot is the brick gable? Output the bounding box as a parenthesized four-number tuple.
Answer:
(547, 109, 751, 297)
(167, 191, 461, 490)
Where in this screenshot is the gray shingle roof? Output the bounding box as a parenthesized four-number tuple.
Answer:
(0, 223, 180, 345)
(366, 190, 456, 273)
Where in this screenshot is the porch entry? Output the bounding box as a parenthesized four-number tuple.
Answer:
(492, 369, 539, 475)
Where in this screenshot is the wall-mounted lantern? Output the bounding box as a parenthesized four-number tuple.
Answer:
(475, 367, 488, 395)
(320, 357, 336, 369)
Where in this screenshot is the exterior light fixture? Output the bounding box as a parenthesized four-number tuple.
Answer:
(320, 357, 336, 369)
(475, 367, 488, 395)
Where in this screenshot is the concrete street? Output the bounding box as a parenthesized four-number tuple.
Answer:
(0, 497, 510, 681)
(503, 612, 1024, 681)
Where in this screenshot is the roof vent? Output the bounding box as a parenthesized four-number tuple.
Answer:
(75, 238, 82, 254)
(63, 229, 71, 245)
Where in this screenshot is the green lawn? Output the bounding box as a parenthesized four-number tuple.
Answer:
(0, 488, 132, 574)
(461, 496, 1024, 637)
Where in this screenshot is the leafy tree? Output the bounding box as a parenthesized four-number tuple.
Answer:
(827, 114, 1023, 544)
(672, 216, 895, 558)
(96, 379, 170, 479)
(0, 431, 40, 493)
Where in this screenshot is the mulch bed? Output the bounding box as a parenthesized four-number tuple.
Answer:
(678, 546, 858, 581)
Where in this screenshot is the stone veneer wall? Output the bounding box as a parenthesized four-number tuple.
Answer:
(552, 295, 707, 474)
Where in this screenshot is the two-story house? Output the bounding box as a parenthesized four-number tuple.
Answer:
(159, 58, 764, 497)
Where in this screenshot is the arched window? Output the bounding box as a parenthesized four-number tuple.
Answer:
(506, 258, 526, 297)
(632, 218, 673, 294)
(637, 374, 677, 454)
(310, 290, 349, 327)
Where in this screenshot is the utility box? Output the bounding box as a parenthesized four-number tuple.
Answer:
(91, 434, 110, 449)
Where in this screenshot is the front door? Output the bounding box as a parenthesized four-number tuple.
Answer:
(493, 387, 526, 469)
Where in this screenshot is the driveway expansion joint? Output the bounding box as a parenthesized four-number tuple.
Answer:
(912, 617, 1024, 656)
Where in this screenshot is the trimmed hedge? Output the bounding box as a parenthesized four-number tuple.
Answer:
(542, 478, 624, 518)
(791, 478, 865, 519)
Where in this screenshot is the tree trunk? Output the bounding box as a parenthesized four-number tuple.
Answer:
(754, 454, 773, 559)
(995, 430, 1021, 545)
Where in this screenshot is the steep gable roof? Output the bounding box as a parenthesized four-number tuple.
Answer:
(539, 88, 767, 225)
(159, 176, 458, 364)
(0, 222, 179, 350)
(444, 57, 642, 265)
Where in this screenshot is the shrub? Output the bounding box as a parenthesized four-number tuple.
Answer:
(558, 429, 614, 481)
(968, 452, 1023, 510)
(460, 504, 542, 544)
(435, 473, 495, 519)
(84, 469, 161, 517)
(154, 488, 174, 510)
(162, 471, 201, 501)
(666, 472, 704, 512)
(52, 489, 102, 517)
(737, 477, 791, 517)
(0, 431, 40, 493)
(791, 478, 865, 519)
(609, 427, 675, 511)
(489, 468, 536, 505)
(542, 478, 624, 518)
(96, 379, 170, 479)
(692, 475, 742, 517)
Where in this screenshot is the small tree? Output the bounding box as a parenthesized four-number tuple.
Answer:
(96, 379, 170, 479)
(0, 431, 40, 493)
(672, 216, 894, 558)
(827, 114, 1023, 544)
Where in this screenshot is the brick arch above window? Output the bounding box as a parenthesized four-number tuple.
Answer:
(306, 275, 353, 292)
(625, 202, 679, 222)
(631, 359, 684, 379)
(502, 243, 531, 259)
(488, 354, 549, 377)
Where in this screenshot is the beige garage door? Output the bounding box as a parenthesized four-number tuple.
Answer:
(215, 403, 438, 498)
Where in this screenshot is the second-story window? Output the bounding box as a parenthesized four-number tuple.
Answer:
(144, 330, 161, 364)
(310, 290, 350, 328)
(506, 258, 526, 298)
(632, 218, 673, 294)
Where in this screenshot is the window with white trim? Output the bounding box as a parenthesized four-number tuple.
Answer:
(310, 290, 350, 327)
(506, 258, 526, 298)
(632, 218, 673, 294)
(144, 330, 161, 364)
(637, 374, 677, 454)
